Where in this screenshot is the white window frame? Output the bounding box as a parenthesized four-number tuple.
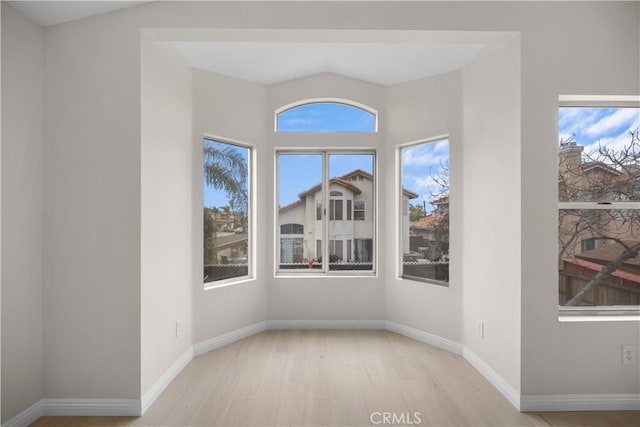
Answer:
(557, 96, 640, 319)
(275, 149, 377, 277)
(274, 98, 379, 133)
(397, 135, 450, 287)
(203, 135, 256, 290)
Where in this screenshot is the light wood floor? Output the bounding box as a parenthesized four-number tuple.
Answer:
(31, 330, 640, 426)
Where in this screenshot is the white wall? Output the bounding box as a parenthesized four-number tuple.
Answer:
(266, 73, 386, 321)
(42, 12, 141, 399)
(462, 40, 522, 393)
(192, 69, 268, 343)
(517, 3, 640, 395)
(1, 3, 44, 422)
(140, 39, 193, 395)
(385, 70, 464, 344)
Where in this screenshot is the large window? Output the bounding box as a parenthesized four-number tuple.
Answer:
(276, 101, 376, 133)
(399, 138, 450, 284)
(558, 101, 639, 309)
(203, 138, 251, 285)
(277, 152, 375, 274)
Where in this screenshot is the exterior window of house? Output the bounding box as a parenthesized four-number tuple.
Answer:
(276, 101, 376, 133)
(399, 138, 450, 285)
(203, 138, 252, 286)
(281, 223, 304, 234)
(353, 201, 365, 220)
(557, 100, 639, 312)
(330, 199, 344, 220)
(276, 151, 376, 274)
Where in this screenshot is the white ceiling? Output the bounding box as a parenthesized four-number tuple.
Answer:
(8, 1, 152, 26)
(9, 1, 486, 86)
(173, 42, 485, 86)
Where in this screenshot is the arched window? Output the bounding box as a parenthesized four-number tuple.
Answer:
(281, 223, 304, 234)
(276, 100, 377, 133)
(330, 191, 343, 197)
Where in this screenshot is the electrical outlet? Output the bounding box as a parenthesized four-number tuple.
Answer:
(622, 345, 636, 365)
(475, 320, 484, 339)
(176, 319, 183, 338)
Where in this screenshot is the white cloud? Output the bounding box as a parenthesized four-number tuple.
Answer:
(402, 147, 448, 168)
(584, 108, 639, 138)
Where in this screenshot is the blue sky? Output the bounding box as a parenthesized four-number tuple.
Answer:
(278, 153, 374, 207)
(402, 139, 449, 212)
(277, 102, 376, 132)
(559, 107, 639, 157)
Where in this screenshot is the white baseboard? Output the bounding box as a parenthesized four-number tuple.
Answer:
(193, 321, 267, 356)
(1, 399, 141, 427)
(462, 346, 521, 410)
(41, 399, 141, 416)
(141, 347, 194, 414)
(520, 393, 640, 411)
(2, 400, 42, 427)
(267, 319, 386, 330)
(386, 321, 463, 355)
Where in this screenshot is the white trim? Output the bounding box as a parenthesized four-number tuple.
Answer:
(266, 319, 386, 330)
(462, 346, 521, 410)
(520, 393, 640, 412)
(141, 348, 194, 414)
(41, 399, 141, 417)
(386, 321, 463, 355)
(193, 321, 267, 356)
(559, 95, 640, 107)
(1, 398, 142, 427)
(2, 400, 42, 427)
(274, 97, 379, 133)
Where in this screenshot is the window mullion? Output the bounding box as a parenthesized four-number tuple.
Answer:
(322, 151, 329, 274)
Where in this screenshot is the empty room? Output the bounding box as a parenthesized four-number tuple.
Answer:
(1, 1, 639, 426)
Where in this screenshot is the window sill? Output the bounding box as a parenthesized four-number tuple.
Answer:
(400, 275, 449, 287)
(274, 271, 377, 279)
(204, 275, 254, 291)
(559, 306, 640, 322)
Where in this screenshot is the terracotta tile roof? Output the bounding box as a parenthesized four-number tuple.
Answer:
(279, 199, 303, 213)
(411, 214, 444, 229)
(562, 257, 640, 283)
(297, 177, 363, 199)
(340, 169, 373, 181)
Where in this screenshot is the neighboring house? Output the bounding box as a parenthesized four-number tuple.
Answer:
(278, 169, 417, 265)
(409, 196, 449, 262)
(206, 208, 244, 231)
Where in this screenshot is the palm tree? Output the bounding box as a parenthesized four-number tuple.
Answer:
(204, 142, 248, 214)
(203, 141, 249, 273)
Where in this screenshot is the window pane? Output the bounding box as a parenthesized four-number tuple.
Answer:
(559, 209, 640, 306)
(328, 154, 375, 271)
(277, 154, 323, 270)
(353, 201, 365, 220)
(558, 106, 639, 306)
(559, 107, 640, 202)
(400, 139, 450, 284)
(203, 139, 250, 284)
(277, 102, 376, 133)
